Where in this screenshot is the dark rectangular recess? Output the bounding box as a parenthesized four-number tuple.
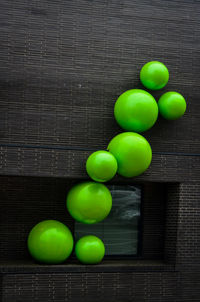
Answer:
(0, 176, 169, 271)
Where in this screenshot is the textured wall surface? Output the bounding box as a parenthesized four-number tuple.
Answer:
(0, 0, 199, 180)
(0, 0, 200, 301)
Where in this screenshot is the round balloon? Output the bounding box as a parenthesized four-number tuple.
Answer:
(66, 182, 112, 224)
(158, 91, 186, 120)
(86, 150, 118, 182)
(114, 89, 158, 132)
(140, 61, 169, 90)
(75, 235, 105, 264)
(107, 132, 152, 178)
(27, 220, 74, 264)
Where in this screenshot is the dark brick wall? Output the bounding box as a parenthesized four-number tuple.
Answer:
(0, 147, 199, 182)
(164, 183, 180, 264)
(2, 272, 179, 302)
(176, 183, 200, 269)
(0, 0, 200, 301)
(179, 271, 200, 302)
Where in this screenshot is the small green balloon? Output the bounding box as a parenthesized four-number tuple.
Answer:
(114, 89, 158, 132)
(27, 220, 74, 264)
(66, 182, 112, 224)
(158, 91, 186, 120)
(86, 150, 118, 182)
(140, 61, 169, 90)
(107, 132, 152, 178)
(75, 235, 105, 264)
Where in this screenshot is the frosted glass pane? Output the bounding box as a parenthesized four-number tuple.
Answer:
(75, 185, 141, 256)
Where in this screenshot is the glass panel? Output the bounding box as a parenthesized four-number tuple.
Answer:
(74, 185, 141, 256)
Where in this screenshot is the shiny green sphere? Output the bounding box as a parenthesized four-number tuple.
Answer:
(107, 132, 152, 178)
(75, 235, 105, 264)
(66, 182, 112, 224)
(114, 89, 158, 132)
(158, 91, 186, 120)
(86, 150, 118, 182)
(27, 220, 74, 264)
(140, 61, 169, 90)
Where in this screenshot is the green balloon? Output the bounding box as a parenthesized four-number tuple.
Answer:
(158, 91, 186, 120)
(66, 182, 112, 224)
(140, 61, 169, 90)
(27, 220, 74, 264)
(75, 235, 105, 264)
(107, 132, 152, 178)
(86, 150, 118, 182)
(114, 89, 158, 132)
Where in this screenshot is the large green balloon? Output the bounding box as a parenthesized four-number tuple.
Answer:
(27, 220, 74, 264)
(86, 150, 118, 182)
(140, 61, 169, 90)
(114, 89, 158, 132)
(107, 132, 152, 177)
(158, 91, 186, 120)
(66, 182, 112, 224)
(75, 235, 105, 264)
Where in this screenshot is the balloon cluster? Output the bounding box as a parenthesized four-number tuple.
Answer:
(28, 61, 186, 264)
